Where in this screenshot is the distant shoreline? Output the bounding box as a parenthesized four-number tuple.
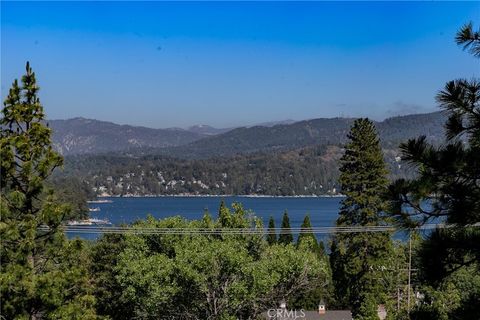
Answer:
(97, 194, 346, 199)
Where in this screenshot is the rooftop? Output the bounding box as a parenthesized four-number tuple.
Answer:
(263, 310, 353, 320)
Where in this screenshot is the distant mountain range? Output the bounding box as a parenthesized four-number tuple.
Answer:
(186, 120, 296, 136)
(48, 118, 206, 155)
(54, 111, 448, 196)
(49, 112, 446, 157)
(156, 111, 446, 159)
(187, 125, 233, 136)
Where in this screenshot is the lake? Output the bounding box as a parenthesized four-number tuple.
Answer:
(88, 196, 343, 226)
(80, 196, 345, 241)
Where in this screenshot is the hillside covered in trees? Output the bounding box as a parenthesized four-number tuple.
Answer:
(57, 144, 415, 197)
(159, 111, 446, 159)
(53, 113, 441, 197)
(48, 111, 446, 158)
(48, 117, 208, 155)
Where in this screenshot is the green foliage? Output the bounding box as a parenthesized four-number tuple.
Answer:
(61, 144, 342, 196)
(417, 228, 480, 285)
(278, 210, 293, 245)
(91, 203, 327, 319)
(318, 241, 326, 256)
(411, 264, 480, 320)
(289, 214, 335, 311)
(58, 140, 423, 197)
(387, 22, 480, 232)
(49, 111, 447, 157)
(0, 62, 96, 318)
(296, 214, 318, 253)
(386, 23, 480, 319)
(370, 235, 423, 320)
(455, 22, 480, 57)
(266, 215, 277, 245)
(218, 200, 230, 227)
(337, 119, 389, 224)
(48, 175, 93, 220)
(330, 118, 395, 318)
(89, 233, 133, 319)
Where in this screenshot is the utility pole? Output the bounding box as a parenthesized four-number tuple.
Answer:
(407, 231, 412, 311)
(396, 262, 400, 312)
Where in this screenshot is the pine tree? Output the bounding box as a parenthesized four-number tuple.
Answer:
(387, 22, 480, 319)
(297, 214, 318, 253)
(267, 215, 277, 245)
(290, 214, 335, 311)
(387, 21, 480, 275)
(218, 200, 231, 227)
(278, 210, 293, 245)
(0, 62, 96, 318)
(330, 118, 394, 319)
(455, 22, 480, 57)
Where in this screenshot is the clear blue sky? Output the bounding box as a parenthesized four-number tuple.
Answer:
(1, 1, 479, 128)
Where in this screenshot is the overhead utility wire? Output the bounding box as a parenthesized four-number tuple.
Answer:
(37, 223, 480, 235)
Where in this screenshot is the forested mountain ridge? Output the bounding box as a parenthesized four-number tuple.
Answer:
(53, 111, 443, 197)
(147, 111, 447, 159)
(160, 118, 356, 159)
(376, 111, 447, 147)
(48, 117, 208, 155)
(48, 111, 446, 157)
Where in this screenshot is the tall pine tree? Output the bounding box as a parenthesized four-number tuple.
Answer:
(330, 118, 394, 319)
(387, 22, 480, 253)
(267, 216, 277, 245)
(387, 22, 480, 319)
(278, 210, 293, 245)
(0, 62, 96, 318)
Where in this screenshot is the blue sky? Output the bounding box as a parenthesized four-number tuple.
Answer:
(1, 1, 479, 128)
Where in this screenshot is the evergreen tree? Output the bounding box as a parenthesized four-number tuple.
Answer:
(291, 214, 335, 311)
(387, 22, 480, 319)
(330, 118, 394, 319)
(267, 215, 277, 245)
(90, 233, 132, 319)
(278, 210, 293, 245)
(387, 21, 480, 277)
(455, 22, 480, 57)
(297, 214, 318, 253)
(218, 200, 231, 227)
(0, 62, 96, 318)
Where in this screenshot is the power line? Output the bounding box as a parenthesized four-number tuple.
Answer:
(37, 223, 479, 235)
(40, 225, 396, 235)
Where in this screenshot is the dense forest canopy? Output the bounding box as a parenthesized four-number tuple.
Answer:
(54, 144, 416, 197)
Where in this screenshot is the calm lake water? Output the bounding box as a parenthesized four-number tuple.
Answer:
(79, 196, 344, 241)
(88, 196, 343, 227)
(78, 196, 414, 242)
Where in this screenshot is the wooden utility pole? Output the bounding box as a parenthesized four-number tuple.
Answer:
(407, 231, 412, 311)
